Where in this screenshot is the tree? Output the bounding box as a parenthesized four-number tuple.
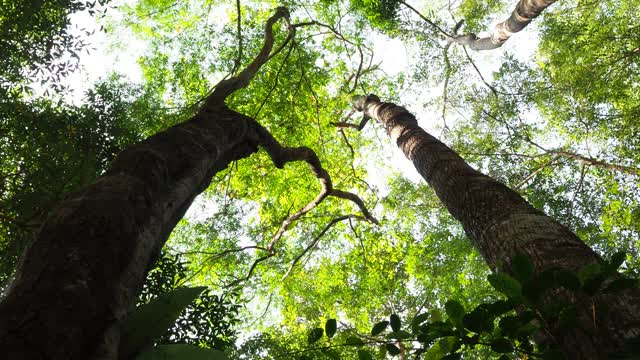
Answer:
(0, 8, 376, 359)
(352, 94, 640, 358)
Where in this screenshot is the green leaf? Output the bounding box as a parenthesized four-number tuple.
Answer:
(463, 307, 494, 333)
(607, 251, 627, 272)
(119, 286, 206, 359)
(390, 314, 401, 332)
(511, 253, 534, 285)
(490, 338, 513, 353)
(371, 320, 389, 336)
(345, 335, 365, 347)
(445, 300, 465, 325)
(554, 270, 581, 291)
(308, 328, 324, 343)
(411, 313, 429, 333)
(385, 343, 401, 356)
(603, 278, 638, 293)
(386, 330, 413, 340)
(487, 273, 522, 299)
(578, 263, 602, 283)
(325, 319, 337, 338)
(136, 344, 228, 360)
(357, 349, 374, 360)
(485, 300, 514, 316)
(321, 348, 341, 359)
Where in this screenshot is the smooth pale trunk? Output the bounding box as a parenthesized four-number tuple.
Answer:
(357, 97, 640, 359)
(0, 104, 260, 359)
(453, 0, 557, 50)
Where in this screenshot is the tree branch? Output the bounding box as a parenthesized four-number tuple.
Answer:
(208, 7, 292, 103)
(448, 0, 557, 51)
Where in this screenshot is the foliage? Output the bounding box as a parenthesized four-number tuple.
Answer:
(138, 252, 241, 351)
(0, 0, 108, 92)
(300, 253, 639, 359)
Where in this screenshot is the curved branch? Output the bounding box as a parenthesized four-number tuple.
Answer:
(226, 121, 378, 288)
(209, 7, 292, 103)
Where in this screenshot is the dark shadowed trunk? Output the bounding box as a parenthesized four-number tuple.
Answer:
(0, 103, 261, 359)
(450, 0, 557, 50)
(0, 8, 286, 360)
(353, 95, 640, 359)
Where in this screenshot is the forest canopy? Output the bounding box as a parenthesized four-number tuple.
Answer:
(0, 0, 639, 359)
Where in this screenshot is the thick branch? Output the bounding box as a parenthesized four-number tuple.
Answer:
(449, 0, 557, 51)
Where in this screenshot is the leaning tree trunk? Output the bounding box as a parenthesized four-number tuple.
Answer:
(0, 104, 260, 359)
(0, 8, 377, 359)
(0, 7, 282, 360)
(353, 95, 640, 359)
(449, 0, 557, 50)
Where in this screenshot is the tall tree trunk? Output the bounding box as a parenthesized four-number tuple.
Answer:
(353, 95, 640, 359)
(0, 7, 289, 360)
(450, 0, 557, 50)
(0, 104, 261, 359)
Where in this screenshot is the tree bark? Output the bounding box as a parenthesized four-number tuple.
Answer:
(450, 0, 557, 51)
(353, 95, 640, 359)
(0, 103, 261, 360)
(0, 7, 286, 360)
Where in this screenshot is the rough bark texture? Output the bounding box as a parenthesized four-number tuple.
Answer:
(354, 95, 640, 359)
(450, 0, 557, 50)
(0, 103, 261, 360)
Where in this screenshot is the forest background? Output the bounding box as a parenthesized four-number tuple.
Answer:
(0, 0, 639, 358)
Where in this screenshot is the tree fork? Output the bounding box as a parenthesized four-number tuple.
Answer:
(353, 94, 640, 359)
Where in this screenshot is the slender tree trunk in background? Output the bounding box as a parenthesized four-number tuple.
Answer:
(450, 0, 557, 50)
(353, 95, 640, 359)
(0, 103, 261, 359)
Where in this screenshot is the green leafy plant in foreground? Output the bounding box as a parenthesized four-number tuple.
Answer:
(299, 252, 639, 359)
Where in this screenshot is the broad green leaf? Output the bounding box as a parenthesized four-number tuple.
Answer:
(321, 348, 340, 359)
(385, 343, 401, 356)
(357, 349, 374, 360)
(578, 263, 602, 283)
(345, 335, 365, 347)
(119, 286, 206, 359)
(554, 270, 581, 291)
(390, 314, 401, 332)
(607, 251, 627, 273)
(444, 300, 465, 325)
(136, 344, 228, 360)
(371, 320, 389, 336)
(386, 330, 412, 340)
(308, 328, 324, 343)
(325, 319, 337, 338)
(511, 253, 534, 285)
(463, 308, 493, 334)
(487, 273, 522, 299)
(411, 313, 429, 333)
